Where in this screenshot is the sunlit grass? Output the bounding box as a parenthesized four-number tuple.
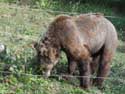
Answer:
(0, 2, 125, 94)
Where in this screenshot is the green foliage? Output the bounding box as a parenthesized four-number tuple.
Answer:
(0, 0, 17, 3)
(0, 1, 125, 94)
(109, 18, 125, 41)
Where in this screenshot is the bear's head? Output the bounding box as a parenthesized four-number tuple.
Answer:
(34, 42, 60, 77)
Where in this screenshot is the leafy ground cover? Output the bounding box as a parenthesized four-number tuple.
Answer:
(0, 3, 125, 94)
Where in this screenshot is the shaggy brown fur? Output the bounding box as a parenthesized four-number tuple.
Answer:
(34, 13, 118, 89)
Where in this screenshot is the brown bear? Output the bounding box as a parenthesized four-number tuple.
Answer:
(34, 13, 118, 89)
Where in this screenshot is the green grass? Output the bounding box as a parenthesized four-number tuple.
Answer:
(0, 2, 125, 94)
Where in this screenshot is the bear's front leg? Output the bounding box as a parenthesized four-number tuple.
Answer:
(78, 59, 91, 89)
(67, 55, 77, 75)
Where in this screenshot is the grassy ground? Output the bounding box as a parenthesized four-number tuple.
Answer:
(0, 3, 125, 94)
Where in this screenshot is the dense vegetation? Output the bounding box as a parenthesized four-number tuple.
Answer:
(0, 0, 125, 94)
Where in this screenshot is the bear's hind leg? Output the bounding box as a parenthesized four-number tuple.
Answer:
(94, 48, 113, 89)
